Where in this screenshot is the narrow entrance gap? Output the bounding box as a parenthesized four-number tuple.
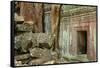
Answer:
(77, 31, 87, 54)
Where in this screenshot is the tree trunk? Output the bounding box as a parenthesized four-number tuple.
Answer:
(33, 3, 43, 33)
(51, 5, 61, 51)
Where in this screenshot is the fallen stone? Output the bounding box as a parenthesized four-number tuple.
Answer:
(15, 32, 38, 52)
(14, 13, 24, 22)
(16, 24, 33, 32)
(36, 33, 49, 43)
(28, 58, 47, 65)
(43, 60, 56, 64)
(15, 33, 54, 53)
(29, 48, 52, 59)
(33, 33, 54, 49)
(15, 53, 30, 61)
(21, 58, 31, 64)
(15, 60, 22, 66)
(15, 60, 28, 66)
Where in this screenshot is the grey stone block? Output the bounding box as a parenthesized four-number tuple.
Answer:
(16, 24, 33, 32)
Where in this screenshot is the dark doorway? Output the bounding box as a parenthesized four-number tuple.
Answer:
(77, 31, 87, 54)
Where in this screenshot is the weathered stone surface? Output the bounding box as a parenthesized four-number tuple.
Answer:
(29, 59, 56, 65)
(29, 48, 52, 59)
(15, 53, 30, 61)
(51, 51, 58, 60)
(14, 13, 24, 22)
(15, 60, 22, 66)
(28, 48, 53, 65)
(32, 33, 54, 48)
(14, 32, 57, 65)
(43, 60, 56, 64)
(61, 6, 96, 17)
(16, 24, 33, 32)
(35, 33, 54, 49)
(36, 33, 49, 43)
(15, 60, 28, 66)
(56, 57, 68, 63)
(15, 33, 54, 53)
(28, 58, 49, 65)
(15, 32, 38, 52)
(29, 49, 57, 65)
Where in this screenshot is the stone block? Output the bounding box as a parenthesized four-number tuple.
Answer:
(16, 24, 33, 32)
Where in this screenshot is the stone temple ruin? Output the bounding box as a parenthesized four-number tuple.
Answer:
(12, 1, 97, 66)
(15, 16, 58, 66)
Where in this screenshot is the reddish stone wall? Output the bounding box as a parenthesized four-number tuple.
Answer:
(70, 11, 96, 61)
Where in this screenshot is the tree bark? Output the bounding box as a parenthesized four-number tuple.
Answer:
(51, 5, 61, 51)
(33, 3, 43, 33)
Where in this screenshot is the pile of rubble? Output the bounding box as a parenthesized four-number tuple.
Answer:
(14, 16, 58, 66)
